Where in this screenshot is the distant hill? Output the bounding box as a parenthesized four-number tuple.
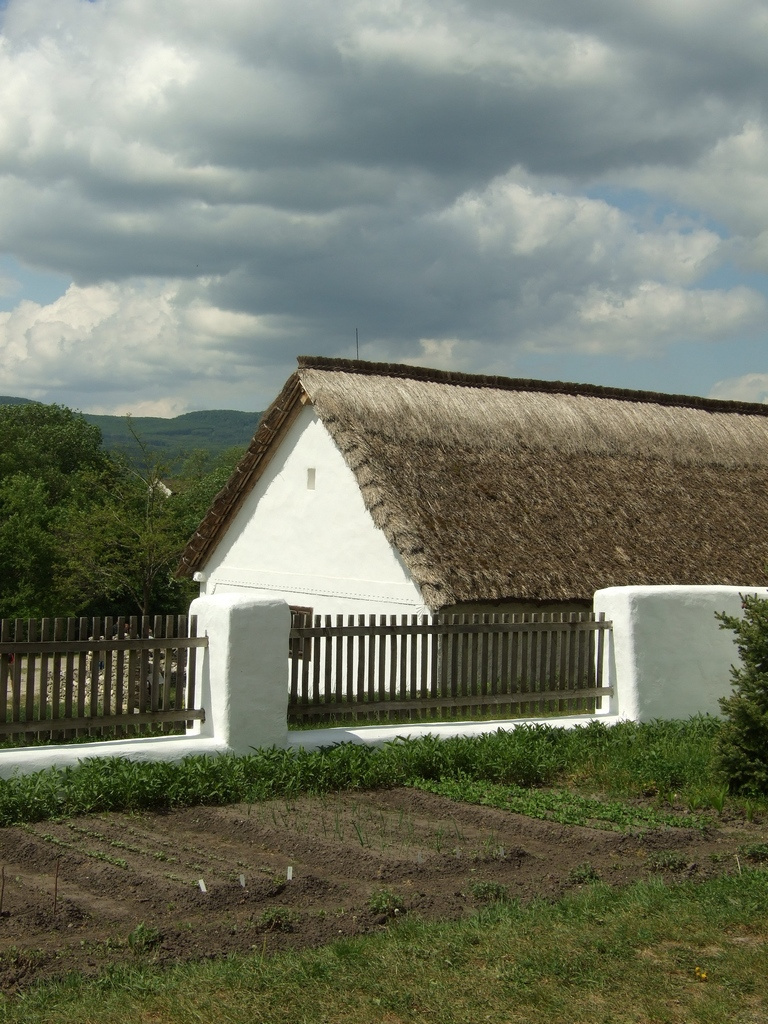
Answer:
(86, 409, 261, 460)
(0, 397, 261, 461)
(0, 395, 34, 406)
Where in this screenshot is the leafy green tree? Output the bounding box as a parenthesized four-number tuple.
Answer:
(172, 446, 243, 538)
(0, 402, 107, 497)
(55, 467, 182, 616)
(55, 442, 244, 617)
(0, 474, 56, 617)
(0, 401, 243, 618)
(716, 594, 768, 794)
(0, 404, 110, 618)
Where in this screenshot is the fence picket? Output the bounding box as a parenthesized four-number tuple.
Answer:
(137, 617, 150, 717)
(387, 616, 397, 718)
(161, 615, 174, 730)
(113, 617, 124, 729)
(298, 614, 310, 709)
(0, 614, 206, 741)
(89, 617, 101, 723)
(576, 615, 587, 708)
(376, 615, 386, 703)
(102, 616, 114, 724)
(499, 617, 510, 712)
(310, 615, 320, 705)
(588, 613, 598, 710)
(595, 611, 606, 711)
(550, 614, 559, 710)
(521, 616, 532, 711)
(39, 619, 51, 727)
(11, 619, 23, 727)
(419, 615, 428, 704)
(24, 619, 37, 732)
(399, 615, 408, 706)
(51, 618, 65, 735)
(409, 615, 418, 709)
(487, 615, 496, 707)
(564, 614, 574, 713)
(325, 617, 333, 706)
(0, 620, 8, 727)
(345, 616, 354, 708)
(186, 614, 200, 726)
(288, 610, 613, 724)
(76, 617, 88, 728)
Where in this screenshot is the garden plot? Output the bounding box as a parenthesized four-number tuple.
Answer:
(0, 788, 765, 992)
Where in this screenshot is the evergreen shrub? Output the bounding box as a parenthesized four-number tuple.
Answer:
(716, 594, 768, 794)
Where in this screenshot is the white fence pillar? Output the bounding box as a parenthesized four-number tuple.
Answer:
(189, 593, 290, 753)
(593, 585, 768, 722)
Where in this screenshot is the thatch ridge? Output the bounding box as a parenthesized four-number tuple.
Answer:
(297, 355, 768, 417)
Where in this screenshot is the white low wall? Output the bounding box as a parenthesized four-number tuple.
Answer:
(0, 734, 229, 780)
(189, 592, 290, 753)
(0, 594, 291, 779)
(593, 585, 768, 722)
(0, 586, 762, 778)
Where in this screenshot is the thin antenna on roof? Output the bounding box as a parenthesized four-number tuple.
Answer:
(355, 327, 359, 359)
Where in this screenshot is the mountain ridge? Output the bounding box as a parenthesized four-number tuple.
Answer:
(0, 396, 261, 459)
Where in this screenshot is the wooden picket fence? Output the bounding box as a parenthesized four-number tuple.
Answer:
(289, 611, 612, 723)
(0, 614, 206, 741)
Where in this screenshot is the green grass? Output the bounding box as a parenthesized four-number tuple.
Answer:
(0, 716, 752, 827)
(1, 717, 767, 1021)
(289, 703, 598, 729)
(2, 870, 767, 1023)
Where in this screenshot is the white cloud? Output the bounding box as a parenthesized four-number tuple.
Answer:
(709, 373, 768, 404)
(0, 280, 287, 411)
(97, 396, 190, 418)
(566, 282, 765, 355)
(441, 174, 722, 285)
(341, 4, 618, 89)
(614, 123, 768, 265)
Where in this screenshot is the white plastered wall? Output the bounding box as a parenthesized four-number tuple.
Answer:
(199, 404, 428, 618)
(594, 585, 768, 721)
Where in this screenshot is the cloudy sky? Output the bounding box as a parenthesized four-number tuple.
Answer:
(1, 0, 767, 415)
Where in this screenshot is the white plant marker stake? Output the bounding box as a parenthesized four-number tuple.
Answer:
(199, 878, 207, 893)
(286, 866, 293, 881)
(239, 874, 246, 888)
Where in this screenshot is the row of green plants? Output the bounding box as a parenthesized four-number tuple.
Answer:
(0, 715, 752, 828)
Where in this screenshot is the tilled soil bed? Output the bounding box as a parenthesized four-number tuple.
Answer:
(0, 788, 764, 992)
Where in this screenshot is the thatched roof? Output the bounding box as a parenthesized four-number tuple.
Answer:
(180, 357, 768, 606)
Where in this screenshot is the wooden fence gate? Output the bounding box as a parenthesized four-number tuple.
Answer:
(0, 614, 207, 742)
(289, 611, 612, 724)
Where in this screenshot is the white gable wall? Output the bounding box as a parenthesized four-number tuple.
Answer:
(198, 404, 428, 618)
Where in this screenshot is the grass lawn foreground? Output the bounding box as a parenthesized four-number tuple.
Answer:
(0, 717, 765, 1023)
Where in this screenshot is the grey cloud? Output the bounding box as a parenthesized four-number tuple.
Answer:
(0, 0, 767, 412)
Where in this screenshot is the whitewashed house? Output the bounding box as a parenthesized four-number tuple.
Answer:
(179, 356, 768, 619)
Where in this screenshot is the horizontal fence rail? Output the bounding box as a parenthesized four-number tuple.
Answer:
(0, 614, 207, 741)
(288, 611, 612, 724)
